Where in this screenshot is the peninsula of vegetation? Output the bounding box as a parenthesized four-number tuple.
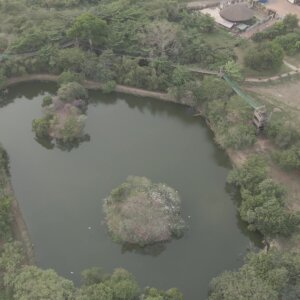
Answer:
(103, 176, 186, 247)
(32, 82, 88, 145)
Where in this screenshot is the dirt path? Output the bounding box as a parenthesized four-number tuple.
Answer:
(5, 74, 175, 103)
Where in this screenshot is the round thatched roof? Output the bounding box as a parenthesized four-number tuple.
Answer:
(220, 3, 254, 22)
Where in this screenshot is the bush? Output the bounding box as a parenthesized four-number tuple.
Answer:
(224, 125, 256, 150)
(32, 118, 50, 138)
(245, 42, 284, 71)
(272, 145, 300, 170)
(102, 80, 116, 94)
(266, 118, 299, 149)
(42, 96, 53, 108)
(57, 82, 88, 102)
(209, 249, 300, 300)
(228, 156, 299, 237)
(58, 71, 84, 85)
(103, 176, 186, 246)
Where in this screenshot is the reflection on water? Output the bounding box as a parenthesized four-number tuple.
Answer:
(121, 242, 168, 257)
(35, 134, 91, 152)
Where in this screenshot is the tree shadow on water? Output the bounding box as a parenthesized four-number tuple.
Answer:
(35, 134, 91, 152)
(121, 242, 168, 257)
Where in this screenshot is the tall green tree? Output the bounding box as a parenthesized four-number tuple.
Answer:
(13, 266, 74, 300)
(67, 13, 108, 50)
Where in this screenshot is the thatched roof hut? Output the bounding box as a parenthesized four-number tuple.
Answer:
(220, 3, 254, 22)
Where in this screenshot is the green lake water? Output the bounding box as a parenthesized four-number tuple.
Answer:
(0, 82, 261, 299)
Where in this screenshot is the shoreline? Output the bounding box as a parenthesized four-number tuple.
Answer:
(1, 74, 246, 263)
(5, 74, 243, 165)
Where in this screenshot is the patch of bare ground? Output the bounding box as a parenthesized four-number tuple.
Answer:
(246, 78, 300, 111)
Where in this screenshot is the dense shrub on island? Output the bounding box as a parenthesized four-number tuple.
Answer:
(32, 82, 88, 144)
(103, 176, 186, 247)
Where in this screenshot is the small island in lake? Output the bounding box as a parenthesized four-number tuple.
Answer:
(32, 82, 88, 145)
(103, 176, 186, 247)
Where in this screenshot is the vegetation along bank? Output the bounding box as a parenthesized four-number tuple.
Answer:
(1, 0, 300, 298)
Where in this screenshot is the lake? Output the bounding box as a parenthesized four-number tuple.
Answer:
(0, 82, 261, 299)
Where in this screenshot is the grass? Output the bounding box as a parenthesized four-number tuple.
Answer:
(202, 28, 240, 49)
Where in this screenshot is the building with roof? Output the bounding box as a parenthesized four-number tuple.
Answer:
(220, 3, 255, 22)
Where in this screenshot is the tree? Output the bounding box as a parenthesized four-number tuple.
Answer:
(272, 145, 300, 170)
(209, 266, 278, 300)
(140, 20, 180, 58)
(245, 42, 284, 71)
(224, 125, 256, 150)
(142, 287, 183, 300)
(58, 71, 83, 85)
(0, 196, 12, 237)
(197, 76, 232, 103)
(67, 13, 108, 50)
(13, 266, 74, 300)
(227, 155, 267, 193)
(57, 82, 88, 102)
(223, 60, 243, 82)
(108, 268, 139, 300)
(42, 95, 53, 107)
(32, 118, 50, 138)
(76, 283, 113, 300)
(81, 267, 106, 286)
(0, 242, 24, 290)
(282, 14, 299, 32)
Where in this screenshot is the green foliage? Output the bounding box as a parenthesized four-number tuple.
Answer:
(227, 155, 267, 193)
(204, 95, 255, 150)
(197, 76, 232, 103)
(224, 125, 256, 150)
(210, 249, 300, 300)
(181, 11, 215, 33)
(266, 117, 299, 149)
(245, 42, 284, 71)
(104, 176, 186, 246)
(77, 268, 139, 300)
(108, 268, 139, 300)
(102, 80, 116, 94)
(209, 266, 279, 300)
(228, 156, 299, 237)
(58, 71, 83, 85)
(56, 48, 86, 74)
(57, 114, 86, 143)
(67, 13, 108, 49)
(0, 242, 24, 290)
(76, 282, 113, 300)
(142, 287, 183, 300)
(13, 266, 75, 300)
(10, 30, 48, 53)
(42, 95, 53, 107)
(252, 14, 299, 42)
(0, 196, 12, 237)
(32, 118, 50, 138)
(81, 267, 106, 286)
(223, 60, 243, 82)
(272, 145, 300, 170)
(57, 82, 87, 102)
(274, 32, 300, 56)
